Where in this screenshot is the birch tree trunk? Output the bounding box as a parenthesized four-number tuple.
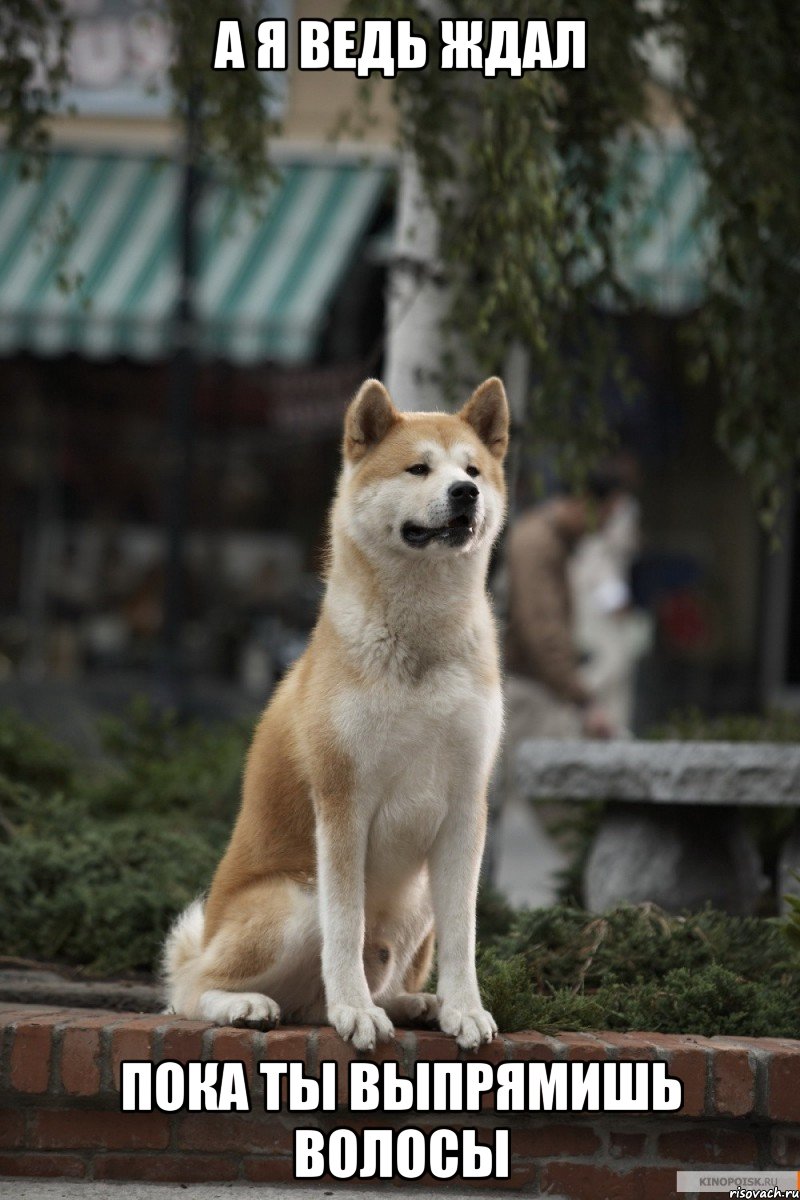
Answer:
(383, 151, 452, 412)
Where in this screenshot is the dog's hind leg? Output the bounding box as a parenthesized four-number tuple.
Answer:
(380, 924, 440, 1026)
(165, 876, 323, 1027)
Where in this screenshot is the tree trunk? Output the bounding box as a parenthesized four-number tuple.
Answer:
(383, 151, 452, 412)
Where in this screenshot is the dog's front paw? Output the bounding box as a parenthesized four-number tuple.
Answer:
(199, 990, 281, 1029)
(329, 1003, 394, 1051)
(438, 1002, 497, 1050)
(384, 992, 439, 1025)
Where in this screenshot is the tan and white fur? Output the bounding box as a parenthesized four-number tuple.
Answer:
(163, 376, 509, 1051)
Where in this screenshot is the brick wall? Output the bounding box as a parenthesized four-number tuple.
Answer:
(1, 1003, 799, 1197)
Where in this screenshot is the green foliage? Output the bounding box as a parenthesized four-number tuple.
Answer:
(0, 813, 222, 974)
(662, 0, 800, 528)
(785, 874, 800, 954)
(90, 696, 248, 819)
(492, 903, 794, 989)
(0, 701, 247, 974)
(649, 706, 800, 744)
(1, 0, 276, 197)
(0, 0, 71, 164)
(477, 901, 800, 1037)
(354, 0, 652, 483)
(0, 707, 74, 791)
(351, 1, 800, 516)
(164, 0, 279, 197)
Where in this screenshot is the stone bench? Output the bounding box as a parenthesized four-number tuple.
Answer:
(515, 740, 800, 914)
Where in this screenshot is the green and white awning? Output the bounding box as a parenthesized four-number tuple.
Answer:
(612, 133, 711, 312)
(0, 151, 389, 363)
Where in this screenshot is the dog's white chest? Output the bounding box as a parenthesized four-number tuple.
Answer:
(332, 662, 501, 885)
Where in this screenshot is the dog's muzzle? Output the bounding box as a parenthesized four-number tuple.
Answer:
(401, 482, 480, 548)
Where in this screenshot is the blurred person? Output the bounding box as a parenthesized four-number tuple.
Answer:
(504, 469, 627, 743)
(489, 469, 628, 909)
(570, 490, 653, 733)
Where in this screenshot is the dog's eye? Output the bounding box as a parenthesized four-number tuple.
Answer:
(406, 463, 430, 476)
(466, 465, 480, 478)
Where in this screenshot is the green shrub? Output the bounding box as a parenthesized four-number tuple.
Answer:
(0, 701, 246, 975)
(0, 707, 74, 791)
(475, 901, 800, 1037)
(0, 814, 226, 974)
(90, 697, 248, 820)
(648, 707, 800, 743)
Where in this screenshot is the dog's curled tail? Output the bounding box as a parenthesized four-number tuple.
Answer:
(161, 897, 205, 1014)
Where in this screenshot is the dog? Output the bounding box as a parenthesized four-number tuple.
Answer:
(163, 376, 509, 1051)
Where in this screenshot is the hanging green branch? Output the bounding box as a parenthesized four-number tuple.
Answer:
(164, 0, 279, 194)
(351, 0, 655, 484)
(0, 0, 71, 166)
(354, 1, 800, 515)
(0, 0, 278, 194)
(662, 0, 800, 529)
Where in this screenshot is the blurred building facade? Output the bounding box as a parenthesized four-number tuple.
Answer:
(0, 3, 792, 724)
(0, 0, 398, 701)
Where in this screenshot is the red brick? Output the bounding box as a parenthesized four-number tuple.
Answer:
(512, 1123, 601, 1158)
(244, 1155, 301, 1183)
(596, 1033, 658, 1060)
(608, 1130, 648, 1159)
(641, 1165, 682, 1200)
(160, 1020, 210, 1064)
(94, 1153, 239, 1182)
(451, 1162, 539, 1191)
(0, 1006, 63, 1023)
(60, 1025, 105, 1096)
(712, 1047, 755, 1117)
(0, 1107, 25, 1148)
(458, 1034, 504, 1112)
(316, 1026, 407, 1105)
(540, 1162, 640, 1200)
(459, 1034, 505, 1063)
(556, 1033, 610, 1062)
(258, 1028, 312, 1106)
(664, 1045, 709, 1117)
(0, 1152, 86, 1178)
(262, 1027, 311, 1062)
(30, 1109, 169, 1151)
(211, 1026, 259, 1093)
(373, 1031, 412, 1066)
(411, 1029, 459, 1061)
(9, 1015, 63, 1093)
(720, 1036, 800, 1053)
(657, 1127, 758, 1165)
(505, 1032, 558, 1062)
(769, 1048, 800, 1122)
(601, 1028, 715, 1116)
(771, 1129, 800, 1166)
(176, 1113, 294, 1155)
(109, 1017, 166, 1090)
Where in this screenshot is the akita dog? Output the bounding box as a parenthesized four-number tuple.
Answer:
(163, 376, 509, 1051)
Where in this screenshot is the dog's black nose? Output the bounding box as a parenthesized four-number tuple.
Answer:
(448, 480, 479, 508)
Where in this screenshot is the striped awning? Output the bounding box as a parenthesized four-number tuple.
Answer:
(611, 133, 711, 313)
(0, 151, 389, 363)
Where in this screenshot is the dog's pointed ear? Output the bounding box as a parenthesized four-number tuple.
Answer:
(459, 377, 509, 460)
(344, 379, 400, 462)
